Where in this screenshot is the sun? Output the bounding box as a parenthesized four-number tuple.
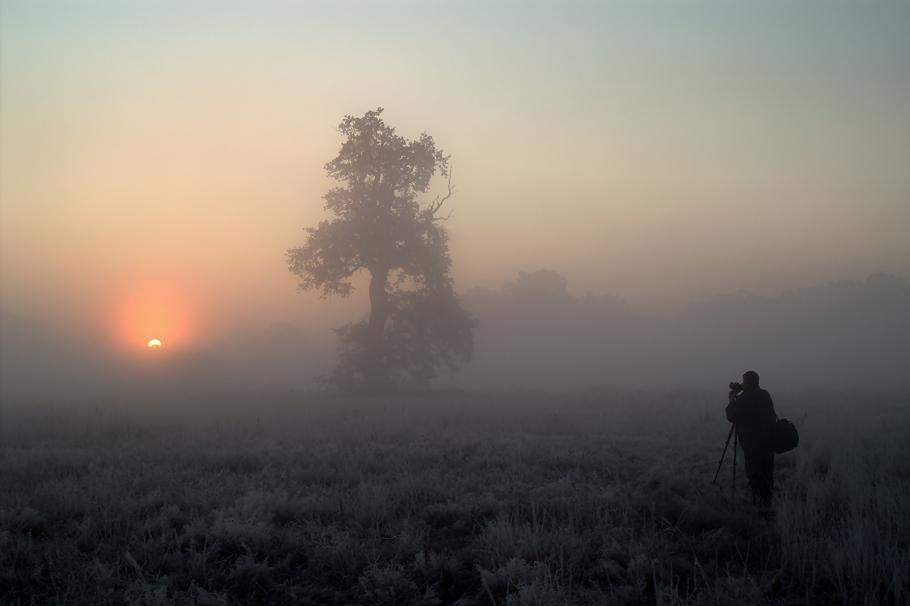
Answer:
(113, 284, 195, 352)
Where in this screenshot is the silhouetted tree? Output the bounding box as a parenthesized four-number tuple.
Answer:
(287, 109, 475, 391)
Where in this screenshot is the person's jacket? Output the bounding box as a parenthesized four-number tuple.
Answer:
(725, 386, 777, 451)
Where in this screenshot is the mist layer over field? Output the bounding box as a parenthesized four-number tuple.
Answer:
(3, 271, 908, 399)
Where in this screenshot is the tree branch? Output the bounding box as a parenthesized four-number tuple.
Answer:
(425, 170, 455, 217)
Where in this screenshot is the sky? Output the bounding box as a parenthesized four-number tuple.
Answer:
(2, 1, 908, 364)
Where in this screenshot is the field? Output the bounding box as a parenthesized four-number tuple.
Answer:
(1, 389, 907, 605)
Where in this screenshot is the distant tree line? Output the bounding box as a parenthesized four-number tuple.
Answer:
(458, 270, 910, 391)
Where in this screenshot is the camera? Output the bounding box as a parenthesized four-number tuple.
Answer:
(729, 382, 743, 391)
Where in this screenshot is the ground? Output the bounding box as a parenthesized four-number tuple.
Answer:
(1, 388, 907, 605)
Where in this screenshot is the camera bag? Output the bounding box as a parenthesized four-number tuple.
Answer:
(770, 418, 799, 454)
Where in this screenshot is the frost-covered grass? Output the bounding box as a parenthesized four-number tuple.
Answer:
(0, 389, 907, 605)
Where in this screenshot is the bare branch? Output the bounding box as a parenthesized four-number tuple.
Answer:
(425, 170, 456, 216)
(434, 209, 455, 222)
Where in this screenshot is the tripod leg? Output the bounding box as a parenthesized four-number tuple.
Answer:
(713, 424, 736, 485)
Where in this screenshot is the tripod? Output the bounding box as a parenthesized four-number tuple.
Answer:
(712, 423, 737, 500)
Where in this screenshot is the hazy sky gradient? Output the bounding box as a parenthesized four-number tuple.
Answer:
(2, 1, 908, 353)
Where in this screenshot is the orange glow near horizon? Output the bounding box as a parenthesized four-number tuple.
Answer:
(115, 286, 195, 352)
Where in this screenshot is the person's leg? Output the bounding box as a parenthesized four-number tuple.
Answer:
(765, 449, 774, 505)
(743, 450, 761, 505)
(758, 449, 775, 506)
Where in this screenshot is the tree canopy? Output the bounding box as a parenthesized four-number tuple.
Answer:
(287, 109, 475, 391)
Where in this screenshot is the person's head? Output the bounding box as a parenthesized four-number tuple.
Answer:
(742, 371, 760, 388)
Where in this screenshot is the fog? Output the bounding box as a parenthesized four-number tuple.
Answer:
(457, 271, 910, 391)
(3, 271, 907, 401)
(2, 2, 909, 402)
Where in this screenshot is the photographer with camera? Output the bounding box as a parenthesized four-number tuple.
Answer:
(725, 371, 777, 506)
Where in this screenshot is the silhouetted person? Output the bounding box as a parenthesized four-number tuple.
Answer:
(725, 371, 777, 506)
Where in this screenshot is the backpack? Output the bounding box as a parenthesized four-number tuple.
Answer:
(770, 418, 799, 454)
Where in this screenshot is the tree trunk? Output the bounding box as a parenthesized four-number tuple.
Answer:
(364, 268, 390, 392)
